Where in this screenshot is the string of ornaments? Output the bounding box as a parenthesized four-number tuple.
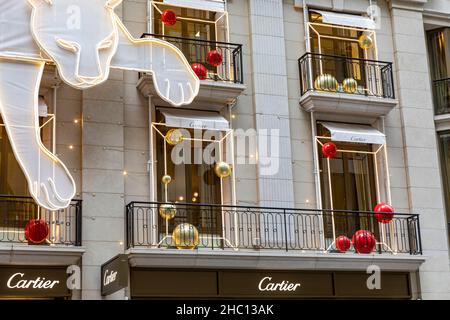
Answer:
(161, 9, 224, 81)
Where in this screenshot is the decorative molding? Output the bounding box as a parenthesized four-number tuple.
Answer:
(387, 0, 427, 12)
(137, 74, 246, 111)
(127, 248, 426, 272)
(434, 114, 450, 132)
(0, 245, 85, 266)
(294, 0, 370, 14)
(299, 91, 398, 124)
(423, 9, 450, 28)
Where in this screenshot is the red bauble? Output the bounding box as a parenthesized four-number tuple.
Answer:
(25, 219, 49, 244)
(206, 50, 223, 67)
(352, 230, 376, 254)
(191, 63, 207, 80)
(161, 10, 177, 26)
(322, 142, 337, 158)
(335, 235, 351, 252)
(374, 202, 395, 224)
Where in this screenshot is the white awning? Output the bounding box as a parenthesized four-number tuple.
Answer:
(311, 10, 376, 29)
(321, 122, 386, 145)
(38, 96, 48, 117)
(159, 108, 229, 131)
(163, 0, 225, 12)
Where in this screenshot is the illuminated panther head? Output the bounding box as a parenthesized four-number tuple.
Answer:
(28, 0, 122, 89)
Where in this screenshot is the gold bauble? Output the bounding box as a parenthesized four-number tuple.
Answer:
(358, 34, 374, 50)
(172, 223, 199, 249)
(159, 203, 177, 220)
(342, 78, 358, 94)
(165, 129, 183, 146)
(161, 174, 172, 185)
(314, 74, 338, 92)
(214, 162, 232, 178)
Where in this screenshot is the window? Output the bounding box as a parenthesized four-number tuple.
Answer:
(317, 123, 381, 243)
(309, 11, 367, 60)
(306, 11, 380, 96)
(427, 28, 450, 115)
(149, 1, 232, 82)
(438, 131, 450, 243)
(153, 109, 234, 247)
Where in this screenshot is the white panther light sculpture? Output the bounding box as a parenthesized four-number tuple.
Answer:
(0, 0, 200, 210)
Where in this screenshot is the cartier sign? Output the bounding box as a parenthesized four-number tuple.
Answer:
(131, 269, 411, 299)
(101, 254, 129, 296)
(258, 276, 301, 292)
(0, 267, 69, 298)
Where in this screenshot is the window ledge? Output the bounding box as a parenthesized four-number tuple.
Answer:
(0, 244, 85, 266)
(127, 247, 425, 272)
(137, 74, 246, 111)
(300, 90, 398, 123)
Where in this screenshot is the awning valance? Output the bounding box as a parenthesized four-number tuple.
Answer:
(159, 107, 229, 131)
(311, 10, 376, 29)
(163, 0, 225, 12)
(321, 122, 386, 145)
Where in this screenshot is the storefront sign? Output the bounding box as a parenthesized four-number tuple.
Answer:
(257, 276, 301, 292)
(0, 267, 70, 298)
(130, 269, 411, 299)
(101, 254, 129, 296)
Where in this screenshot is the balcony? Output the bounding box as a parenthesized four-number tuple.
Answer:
(298, 53, 398, 123)
(0, 195, 83, 265)
(433, 78, 450, 116)
(126, 202, 421, 256)
(137, 34, 246, 109)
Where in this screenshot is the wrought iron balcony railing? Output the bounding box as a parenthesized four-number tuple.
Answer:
(299, 53, 395, 99)
(126, 202, 422, 255)
(433, 78, 450, 115)
(0, 195, 82, 246)
(141, 33, 244, 84)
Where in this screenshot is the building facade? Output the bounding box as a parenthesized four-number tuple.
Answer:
(0, 0, 450, 300)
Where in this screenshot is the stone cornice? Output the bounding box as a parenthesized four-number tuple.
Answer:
(387, 0, 427, 12)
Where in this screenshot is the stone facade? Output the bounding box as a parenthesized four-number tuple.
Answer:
(26, 0, 450, 299)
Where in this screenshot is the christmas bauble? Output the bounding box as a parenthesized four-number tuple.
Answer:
(172, 223, 199, 249)
(25, 219, 49, 244)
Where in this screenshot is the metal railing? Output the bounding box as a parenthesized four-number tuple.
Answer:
(0, 195, 82, 246)
(299, 53, 395, 99)
(141, 33, 244, 84)
(433, 78, 450, 115)
(126, 202, 422, 255)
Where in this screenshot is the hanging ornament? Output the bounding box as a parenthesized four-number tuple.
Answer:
(161, 10, 177, 26)
(206, 50, 223, 67)
(374, 202, 395, 224)
(172, 223, 199, 249)
(342, 78, 358, 94)
(159, 203, 177, 220)
(358, 34, 374, 50)
(162, 174, 172, 185)
(214, 162, 232, 178)
(322, 142, 337, 159)
(314, 74, 338, 92)
(25, 219, 49, 244)
(191, 63, 207, 80)
(352, 230, 376, 254)
(165, 129, 183, 146)
(335, 235, 351, 253)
